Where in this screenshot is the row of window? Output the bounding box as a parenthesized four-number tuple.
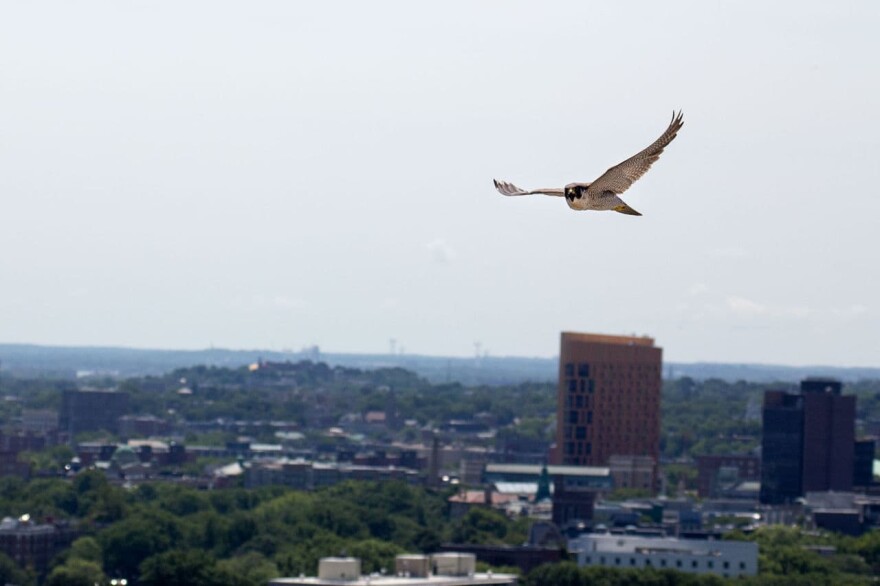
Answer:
(583, 555, 747, 571)
(566, 394, 593, 409)
(564, 362, 660, 378)
(564, 441, 592, 456)
(566, 378, 596, 393)
(564, 363, 591, 378)
(564, 424, 655, 443)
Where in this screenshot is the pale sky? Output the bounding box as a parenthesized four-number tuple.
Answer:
(2, 1, 879, 366)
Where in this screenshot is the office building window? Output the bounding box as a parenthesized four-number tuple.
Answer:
(565, 363, 574, 377)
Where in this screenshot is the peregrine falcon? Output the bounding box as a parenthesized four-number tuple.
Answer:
(493, 111, 683, 216)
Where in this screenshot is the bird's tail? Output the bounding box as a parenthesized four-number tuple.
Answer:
(614, 204, 642, 216)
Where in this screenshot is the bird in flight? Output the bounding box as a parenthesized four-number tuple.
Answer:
(493, 110, 683, 216)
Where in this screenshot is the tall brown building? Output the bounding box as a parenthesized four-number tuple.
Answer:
(554, 332, 662, 487)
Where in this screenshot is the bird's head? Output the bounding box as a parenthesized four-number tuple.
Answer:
(564, 184, 581, 201)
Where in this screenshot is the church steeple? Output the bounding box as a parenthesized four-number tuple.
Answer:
(535, 461, 551, 502)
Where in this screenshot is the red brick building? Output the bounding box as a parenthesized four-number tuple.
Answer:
(554, 332, 662, 488)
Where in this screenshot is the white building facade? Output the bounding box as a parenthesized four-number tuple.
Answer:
(569, 534, 758, 578)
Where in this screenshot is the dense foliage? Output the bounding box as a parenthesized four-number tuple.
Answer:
(1, 472, 534, 585)
(5, 469, 880, 585)
(660, 377, 764, 459)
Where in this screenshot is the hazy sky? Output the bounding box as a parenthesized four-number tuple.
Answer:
(2, 1, 879, 366)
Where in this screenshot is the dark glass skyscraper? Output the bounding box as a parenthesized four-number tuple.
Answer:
(760, 378, 856, 504)
(760, 390, 805, 504)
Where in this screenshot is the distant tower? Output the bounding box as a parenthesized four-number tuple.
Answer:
(535, 462, 552, 502)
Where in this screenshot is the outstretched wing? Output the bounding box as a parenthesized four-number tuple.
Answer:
(589, 110, 683, 195)
(493, 179, 564, 197)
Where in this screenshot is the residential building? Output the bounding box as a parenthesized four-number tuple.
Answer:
(244, 458, 417, 490)
(21, 409, 58, 434)
(0, 451, 30, 479)
(59, 389, 129, 436)
(447, 490, 520, 519)
(0, 516, 60, 576)
(554, 332, 662, 489)
(118, 415, 171, 438)
(695, 455, 760, 499)
(0, 430, 49, 453)
(569, 534, 758, 578)
(608, 455, 656, 492)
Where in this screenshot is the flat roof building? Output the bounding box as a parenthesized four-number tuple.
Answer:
(761, 378, 858, 504)
(270, 553, 516, 586)
(569, 534, 758, 578)
(60, 388, 129, 436)
(554, 332, 662, 489)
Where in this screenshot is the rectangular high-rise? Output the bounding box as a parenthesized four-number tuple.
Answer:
(800, 378, 855, 493)
(554, 332, 662, 488)
(760, 378, 856, 504)
(759, 391, 805, 504)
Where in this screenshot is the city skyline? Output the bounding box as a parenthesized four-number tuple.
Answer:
(2, 2, 879, 367)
